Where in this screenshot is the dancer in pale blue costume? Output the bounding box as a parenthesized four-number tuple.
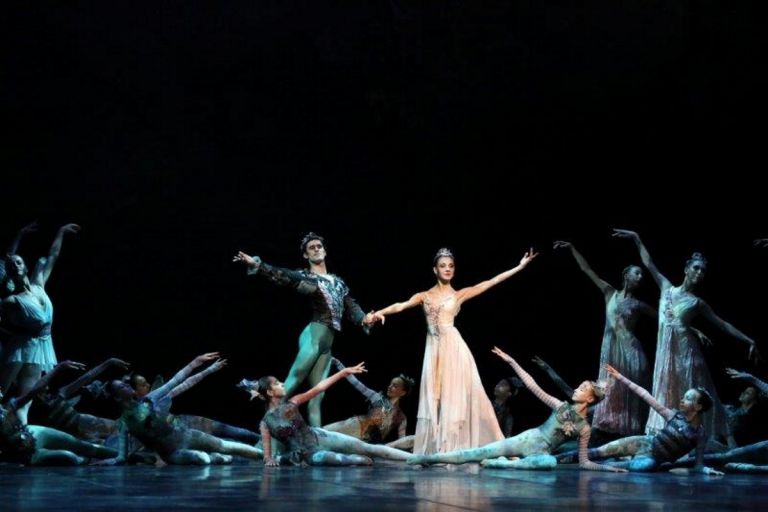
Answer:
(0, 222, 80, 424)
(234, 232, 375, 426)
(554, 241, 654, 437)
(613, 229, 759, 439)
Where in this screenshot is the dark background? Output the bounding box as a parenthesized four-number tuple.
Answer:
(3, 2, 767, 435)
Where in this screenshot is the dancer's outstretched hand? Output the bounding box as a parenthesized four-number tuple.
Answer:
(344, 362, 367, 375)
(492, 346, 514, 364)
(725, 368, 750, 380)
(519, 248, 539, 267)
(194, 352, 220, 365)
(108, 358, 130, 370)
(612, 228, 639, 240)
(233, 251, 259, 266)
(59, 223, 81, 235)
(20, 220, 40, 234)
(604, 364, 622, 380)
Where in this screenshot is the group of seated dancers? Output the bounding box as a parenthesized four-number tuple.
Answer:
(1, 223, 767, 475)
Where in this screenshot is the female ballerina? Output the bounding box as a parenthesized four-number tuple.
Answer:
(322, 357, 413, 445)
(554, 240, 654, 437)
(370, 247, 538, 454)
(406, 347, 620, 472)
(241, 362, 412, 466)
(613, 229, 758, 438)
(0, 222, 80, 423)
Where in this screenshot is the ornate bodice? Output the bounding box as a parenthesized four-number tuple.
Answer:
(660, 286, 699, 330)
(423, 293, 459, 336)
(250, 261, 365, 331)
(262, 401, 318, 463)
(538, 402, 588, 449)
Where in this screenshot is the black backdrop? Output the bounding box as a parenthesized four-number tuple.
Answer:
(3, 1, 766, 434)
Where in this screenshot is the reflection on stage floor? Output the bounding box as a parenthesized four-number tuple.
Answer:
(1, 461, 764, 511)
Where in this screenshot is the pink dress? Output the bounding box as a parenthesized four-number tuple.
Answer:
(413, 293, 504, 454)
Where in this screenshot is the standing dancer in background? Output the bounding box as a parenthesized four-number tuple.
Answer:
(554, 240, 654, 440)
(492, 376, 523, 438)
(0, 222, 80, 424)
(613, 228, 759, 439)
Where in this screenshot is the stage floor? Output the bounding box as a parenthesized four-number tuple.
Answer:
(1, 461, 764, 511)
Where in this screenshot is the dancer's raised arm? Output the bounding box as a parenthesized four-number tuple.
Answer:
(554, 241, 613, 296)
(612, 229, 670, 289)
(726, 368, 768, 395)
(493, 347, 562, 410)
(36, 223, 80, 285)
(456, 249, 538, 305)
(58, 358, 129, 399)
(605, 364, 674, 421)
(291, 363, 367, 406)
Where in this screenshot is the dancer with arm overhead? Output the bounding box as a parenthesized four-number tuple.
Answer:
(554, 240, 654, 437)
(613, 228, 758, 439)
(0, 222, 80, 424)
